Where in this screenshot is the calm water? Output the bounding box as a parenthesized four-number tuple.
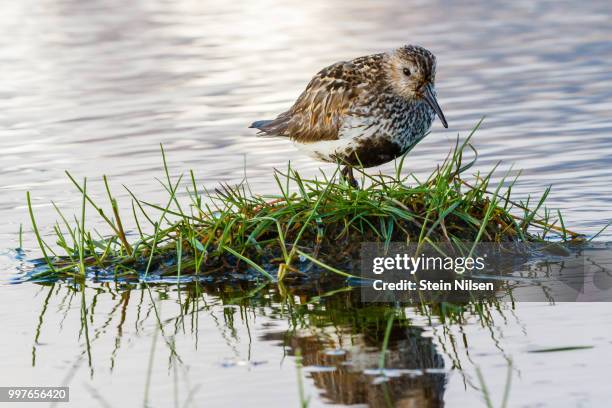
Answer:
(1, 0, 612, 406)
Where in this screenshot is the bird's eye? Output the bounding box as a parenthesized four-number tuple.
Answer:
(403, 68, 411, 77)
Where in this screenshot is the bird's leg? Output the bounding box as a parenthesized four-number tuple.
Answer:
(341, 166, 359, 188)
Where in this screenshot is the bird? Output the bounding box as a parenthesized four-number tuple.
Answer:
(250, 45, 448, 186)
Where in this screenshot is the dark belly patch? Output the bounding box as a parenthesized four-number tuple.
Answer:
(335, 138, 404, 168)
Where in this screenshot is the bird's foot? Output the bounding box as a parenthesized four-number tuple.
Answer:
(348, 176, 359, 189)
(341, 166, 360, 189)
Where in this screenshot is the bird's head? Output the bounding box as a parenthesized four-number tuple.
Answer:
(386, 45, 448, 128)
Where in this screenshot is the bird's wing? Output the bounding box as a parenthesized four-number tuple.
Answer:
(281, 61, 371, 143)
(285, 63, 365, 142)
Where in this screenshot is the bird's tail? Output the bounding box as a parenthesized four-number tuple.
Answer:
(249, 115, 290, 137)
(249, 120, 273, 129)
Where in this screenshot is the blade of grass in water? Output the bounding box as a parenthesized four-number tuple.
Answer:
(221, 245, 274, 281)
(378, 312, 395, 370)
(103, 175, 133, 256)
(295, 250, 360, 280)
(26, 192, 56, 273)
(295, 348, 310, 408)
(18, 223, 23, 249)
(475, 364, 494, 408)
(78, 178, 87, 276)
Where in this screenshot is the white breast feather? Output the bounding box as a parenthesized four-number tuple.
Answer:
(294, 138, 356, 162)
(294, 114, 384, 162)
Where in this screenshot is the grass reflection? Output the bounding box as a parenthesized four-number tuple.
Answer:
(29, 280, 521, 407)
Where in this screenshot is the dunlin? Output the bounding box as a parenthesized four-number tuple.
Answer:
(251, 45, 447, 186)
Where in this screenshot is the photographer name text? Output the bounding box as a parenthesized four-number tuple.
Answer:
(372, 279, 493, 291)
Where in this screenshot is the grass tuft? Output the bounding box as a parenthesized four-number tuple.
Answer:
(25, 125, 584, 283)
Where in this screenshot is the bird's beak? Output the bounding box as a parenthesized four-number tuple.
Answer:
(422, 83, 448, 128)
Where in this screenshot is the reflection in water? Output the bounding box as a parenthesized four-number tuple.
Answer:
(262, 301, 446, 407)
(28, 281, 514, 407)
(20, 244, 610, 407)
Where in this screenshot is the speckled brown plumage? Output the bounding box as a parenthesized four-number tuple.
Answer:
(251, 45, 447, 169)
